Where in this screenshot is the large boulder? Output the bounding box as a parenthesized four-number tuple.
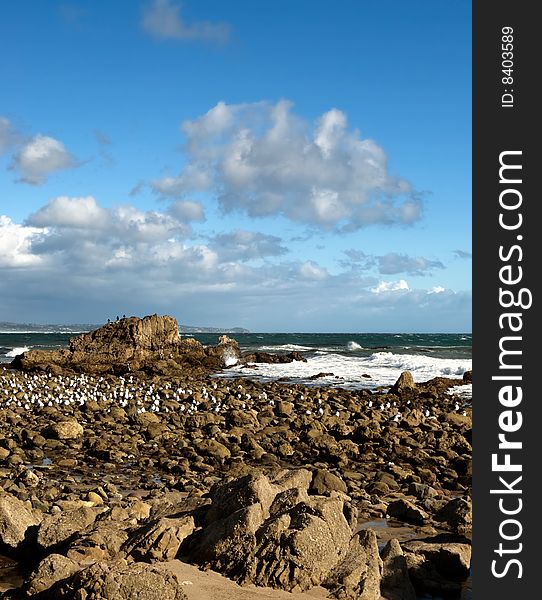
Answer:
(402, 536, 471, 596)
(37, 506, 100, 551)
(11, 315, 244, 374)
(390, 371, 417, 396)
(55, 560, 188, 600)
(12, 314, 182, 374)
(0, 492, 41, 552)
(325, 530, 383, 600)
(26, 553, 81, 596)
(380, 539, 417, 600)
(123, 516, 195, 562)
(187, 470, 370, 594)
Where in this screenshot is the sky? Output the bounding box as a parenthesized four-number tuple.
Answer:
(0, 0, 472, 332)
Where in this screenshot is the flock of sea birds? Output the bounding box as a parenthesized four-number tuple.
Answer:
(0, 370, 469, 420)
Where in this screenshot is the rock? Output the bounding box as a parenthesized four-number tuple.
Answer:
(434, 497, 472, 532)
(0, 491, 41, 551)
(203, 472, 279, 526)
(37, 506, 99, 551)
(387, 499, 427, 525)
(26, 553, 81, 595)
(248, 496, 353, 591)
(66, 519, 131, 562)
(463, 370, 472, 383)
(380, 539, 416, 600)
(12, 314, 181, 374)
(408, 482, 438, 500)
(390, 371, 417, 395)
(325, 530, 382, 599)
(124, 515, 195, 562)
(189, 470, 354, 593)
(402, 536, 471, 596)
(199, 439, 231, 461)
(46, 419, 84, 440)
(241, 351, 307, 364)
(56, 560, 188, 599)
(310, 469, 348, 495)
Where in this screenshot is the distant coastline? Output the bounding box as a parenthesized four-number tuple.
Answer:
(0, 321, 251, 335)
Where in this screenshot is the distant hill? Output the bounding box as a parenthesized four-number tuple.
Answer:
(179, 325, 250, 334)
(0, 321, 250, 334)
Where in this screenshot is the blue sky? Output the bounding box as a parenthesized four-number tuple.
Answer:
(0, 0, 471, 332)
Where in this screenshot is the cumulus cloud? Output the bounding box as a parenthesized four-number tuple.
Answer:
(0, 196, 470, 330)
(10, 134, 76, 185)
(428, 286, 446, 294)
(0, 216, 45, 268)
(208, 230, 287, 261)
(141, 0, 230, 43)
(150, 100, 422, 230)
(27, 196, 110, 229)
(371, 279, 410, 294)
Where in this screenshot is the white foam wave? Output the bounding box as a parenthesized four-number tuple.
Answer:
(5, 346, 30, 357)
(347, 341, 364, 351)
(221, 350, 472, 397)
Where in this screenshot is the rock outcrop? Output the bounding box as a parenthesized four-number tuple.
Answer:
(10, 315, 246, 376)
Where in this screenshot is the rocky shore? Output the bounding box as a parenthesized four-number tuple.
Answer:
(0, 316, 472, 599)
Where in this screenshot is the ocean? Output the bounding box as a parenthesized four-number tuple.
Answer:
(0, 327, 472, 397)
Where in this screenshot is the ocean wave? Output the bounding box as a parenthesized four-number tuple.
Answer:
(347, 341, 364, 351)
(5, 346, 30, 357)
(256, 344, 313, 352)
(218, 350, 472, 396)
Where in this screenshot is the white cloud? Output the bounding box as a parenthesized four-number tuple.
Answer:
(27, 196, 109, 229)
(428, 286, 446, 294)
(0, 216, 45, 268)
(371, 279, 410, 294)
(141, 0, 230, 43)
(0, 197, 470, 331)
(298, 261, 328, 281)
(150, 100, 422, 230)
(209, 230, 287, 261)
(10, 134, 75, 185)
(168, 200, 206, 222)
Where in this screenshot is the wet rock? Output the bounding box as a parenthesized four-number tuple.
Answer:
(390, 371, 417, 396)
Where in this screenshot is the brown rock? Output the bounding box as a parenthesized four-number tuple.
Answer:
(0, 491, 41, 551)
(380, 538, 416, 600)
(124, 516, 195, 562)
(57, 560, 188, 599)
